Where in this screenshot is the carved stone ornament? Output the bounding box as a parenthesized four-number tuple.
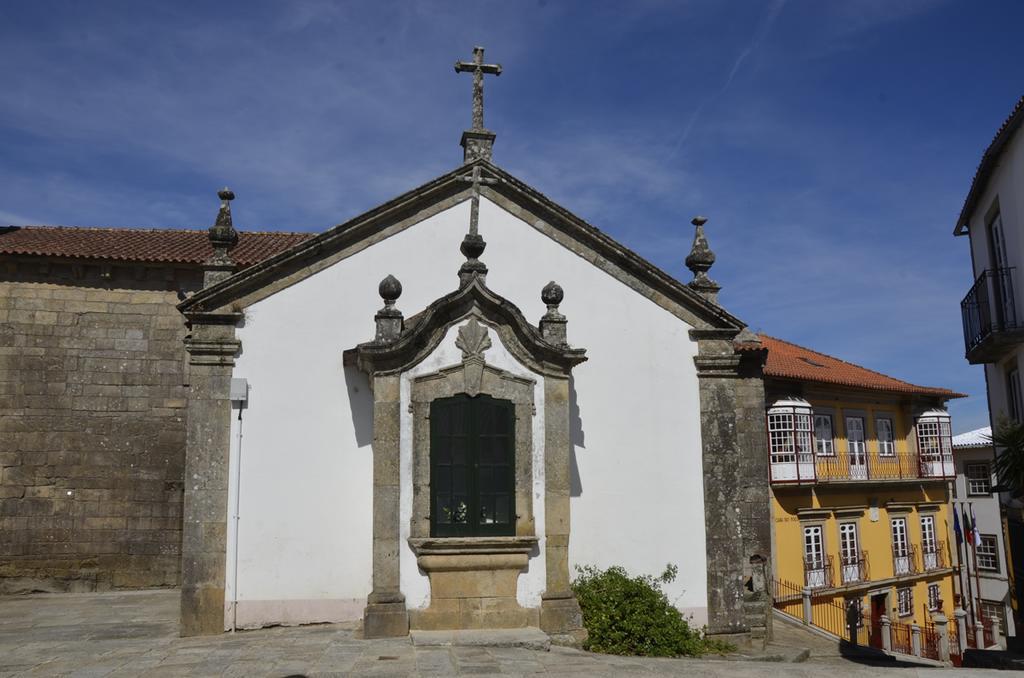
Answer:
(455, 318, 491, 396)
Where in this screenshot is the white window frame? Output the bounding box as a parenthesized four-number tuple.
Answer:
(846, 416, 867, 478)
(927, 584, 941, 612)
(814, 414, 835, 456)
(876, 417, 896, 457)
(966, 463, 992, 495)
(916, 412, 954, 477)
(839, 522, 861, 583)
(977, 534, 1000, 572)
(803, 524, 828, 589)
(768, 411, 813, 463)
(892, 517, 911, 575)
(897, 586, 913, 617)
(921, 515, 938, 570)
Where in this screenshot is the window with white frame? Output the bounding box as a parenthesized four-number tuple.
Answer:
(917, 417, 954, 471)
(921, 515, 936, 551)
(876, 417, 896, 456)
(927, 584, 941, 612)
(814, 414, 835, 456)
(768, 408, 813, 464)
(846, 416, 866, 456)
(967, 463, 992, 495)
(897, 587, 913, 617)
(839, 522, 861, 583)
(921, 514, 939, 570)
(803, 525, 828, 588)
(977, 535, 1000, 572)
(892, 517, 911, 575)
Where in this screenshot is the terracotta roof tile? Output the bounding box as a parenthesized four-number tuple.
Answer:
(955, 94, 1024, 234)
(0, 226, 313, 268)
(756, 334, 964, 398)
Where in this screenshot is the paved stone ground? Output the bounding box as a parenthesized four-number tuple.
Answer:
(0, 590, 1002, 677)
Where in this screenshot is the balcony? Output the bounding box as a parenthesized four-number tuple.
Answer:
(804, 555, 834, 589)
(771, 450, 955, 484)
(893, 544, 920, 577)
(962, 267, 1024, 363)
(921, 541, 947, 572)
(839, 551, 869, 585)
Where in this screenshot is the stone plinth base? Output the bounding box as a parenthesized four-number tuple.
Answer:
(409, 536, 538, 631)
(540, 592, 587, 647)
(411, 627, 550, 650)
(180, 585, 225, 637)
(363, 601, 409, 638)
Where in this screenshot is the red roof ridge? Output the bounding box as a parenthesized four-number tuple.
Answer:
(758, 333, 964, 398)
(3, 224, 312, 236)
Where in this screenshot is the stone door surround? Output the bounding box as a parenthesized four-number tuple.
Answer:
(348, 276, 588, 644)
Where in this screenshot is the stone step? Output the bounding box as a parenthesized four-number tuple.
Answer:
(410, 627, 551, 651)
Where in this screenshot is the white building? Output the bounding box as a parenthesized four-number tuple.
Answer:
(951, 426, 1014, 641)
(173, 49, 773, 642)
(955, 93, 1024, 646)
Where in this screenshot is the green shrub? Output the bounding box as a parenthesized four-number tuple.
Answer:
(571, 563, 732, 657)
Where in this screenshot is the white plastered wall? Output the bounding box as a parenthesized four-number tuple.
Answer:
(225, 197, 706, 628)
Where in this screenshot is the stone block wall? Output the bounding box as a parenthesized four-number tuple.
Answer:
(0, 259, 200, 593)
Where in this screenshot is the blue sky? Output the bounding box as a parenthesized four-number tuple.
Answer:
(1, 0, 1022, 432)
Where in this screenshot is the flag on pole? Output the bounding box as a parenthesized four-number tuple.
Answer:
(970, 503, 982, 547)
(962, 506, 975, 548)
(953, 506, 964, 545)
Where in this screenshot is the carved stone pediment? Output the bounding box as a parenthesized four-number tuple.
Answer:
(347, 276, 586, 378)
(455, 318, 491, 395)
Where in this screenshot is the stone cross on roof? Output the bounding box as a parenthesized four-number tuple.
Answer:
(455, 46, 501, 131)
(457, 164, 498, 237)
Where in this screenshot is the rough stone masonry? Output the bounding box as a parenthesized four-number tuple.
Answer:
(0, 255, 200, 592)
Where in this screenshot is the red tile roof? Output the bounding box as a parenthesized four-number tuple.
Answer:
(755, 334, 964, 398)
(955, 94, 1024, 235)
(0, 226, 313, 268)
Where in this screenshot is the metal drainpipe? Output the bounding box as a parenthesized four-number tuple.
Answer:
(230, 404, 244, 633)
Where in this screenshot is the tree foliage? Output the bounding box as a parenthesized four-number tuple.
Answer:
(991, 418, 1024, 498)
(571, 563, 732, 657)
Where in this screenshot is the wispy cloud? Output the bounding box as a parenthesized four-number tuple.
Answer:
(670, 0, 786, 156)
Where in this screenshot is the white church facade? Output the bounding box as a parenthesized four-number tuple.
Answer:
(176, 49, 771, 643)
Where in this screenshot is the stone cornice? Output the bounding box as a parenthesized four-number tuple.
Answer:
(694, 354, 744, 378)
(177, 159, 746, 333)
(184, 338, 241, 366)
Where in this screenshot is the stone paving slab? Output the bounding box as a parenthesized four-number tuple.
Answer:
(0, 590, 1007, 677)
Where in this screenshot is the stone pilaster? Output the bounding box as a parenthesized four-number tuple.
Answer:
(539, 375, 587, 646)
(691, 328, 770, 641)
(180, 315, 241, 636)
(363, 373, 409, 638)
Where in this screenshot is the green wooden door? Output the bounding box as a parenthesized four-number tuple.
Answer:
(430, 394, 515, 537)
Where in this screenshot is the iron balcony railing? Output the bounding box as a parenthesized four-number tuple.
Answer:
(921, 540, 947, 572)
(804, 555, 834, 589)
(962, 267, 1019, 356)
(892, 543, 920, 577)
(839, 550, 869, 584)
(771, 450, 956, 484)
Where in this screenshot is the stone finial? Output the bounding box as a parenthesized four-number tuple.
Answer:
(685, 215, 721, 303)
(204, 187, 240, 287)
(458, 233, 488, 287)
(374, 274, 404, 344)
(539, 281, 568, 346)
(209, 188, 239, 252)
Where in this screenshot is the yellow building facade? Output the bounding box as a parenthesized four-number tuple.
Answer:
(761, 336, 962, 650)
